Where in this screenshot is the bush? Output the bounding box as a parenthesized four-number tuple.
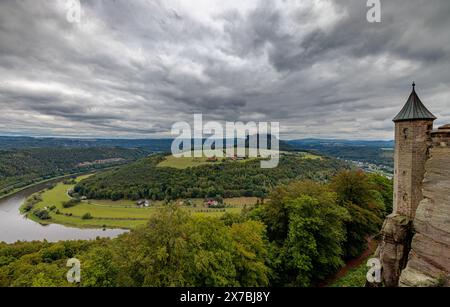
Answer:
(34, 209, 50, 220)
(63, 179, 77, 185)
(22, 194, 43, 212)
(62, 198, 80, 208)
(22, 203, 34, 212)
(82, 213, 93, 220)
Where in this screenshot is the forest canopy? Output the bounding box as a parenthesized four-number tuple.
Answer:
(0, 171, 392, 287)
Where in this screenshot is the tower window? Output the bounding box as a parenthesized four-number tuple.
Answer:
(403, 128, 409, 139)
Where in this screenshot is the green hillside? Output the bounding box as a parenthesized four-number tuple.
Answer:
(74, 152, 348, 201)
(0, 147, 149, 197)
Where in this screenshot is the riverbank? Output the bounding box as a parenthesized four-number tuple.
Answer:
(0, 170, 100, 201)
(0, 179, 127, 243)
(0, 162, 131, 201)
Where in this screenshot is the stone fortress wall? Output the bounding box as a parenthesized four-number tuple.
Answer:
(399, 125, 450, 286)
(375, 86, 450, 287)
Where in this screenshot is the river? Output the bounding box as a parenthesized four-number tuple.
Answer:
(0, 179, 127, 244)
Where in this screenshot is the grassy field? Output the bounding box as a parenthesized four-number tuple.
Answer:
(157, 149, 321, 170)
(21, 176, 256, 229)
(156, 149, 280, 169)
(0, 172, 95, 201)
(157, 154, 214, 169)
(300, 152, 323, 160)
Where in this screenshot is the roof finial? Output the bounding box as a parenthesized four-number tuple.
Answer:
(412, 81, 416, 89)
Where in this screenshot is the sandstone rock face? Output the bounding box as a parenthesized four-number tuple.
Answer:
(399, 145, 450, 287)
(375, 213, 412, 287)
(374, 117, 450, 287)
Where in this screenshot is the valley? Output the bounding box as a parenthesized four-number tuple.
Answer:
(0, 138, 392, 287)
(17, 150, 327, 229)
(21, 174, 257, 229)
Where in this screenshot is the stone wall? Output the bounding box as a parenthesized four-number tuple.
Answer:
(399, 126, 450, 286)
(393, 120, 433, 219)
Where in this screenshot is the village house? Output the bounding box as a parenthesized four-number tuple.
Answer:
(136, 199, 150, 207)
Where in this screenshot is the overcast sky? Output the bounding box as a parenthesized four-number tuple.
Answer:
(0, 0, 449, 140)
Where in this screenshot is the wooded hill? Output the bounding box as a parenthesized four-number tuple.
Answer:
(74, 153, 349, 201)
(0, 147, 149, 197)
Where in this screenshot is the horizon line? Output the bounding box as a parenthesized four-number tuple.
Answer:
(0, 134, 394, 142)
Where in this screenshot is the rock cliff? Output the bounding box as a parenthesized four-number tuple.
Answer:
(399, 129, 450, 286)
(374, 124, 450, 287)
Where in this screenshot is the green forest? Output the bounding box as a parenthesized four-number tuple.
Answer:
(74, 153, 349, 201)
(0, 170, 392, 287)
(0, 147, 149, 197)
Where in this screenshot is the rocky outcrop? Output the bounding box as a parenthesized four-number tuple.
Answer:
(374, 214, 413, 287)
(399, 143, 450, 287)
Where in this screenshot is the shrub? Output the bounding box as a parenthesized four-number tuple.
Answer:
(62, 198, 80, 208)
(63, 179, 77, 185)
(34, 209, 50, 220)
(23, 203, 34, 212)
(82, 213, 93, 220)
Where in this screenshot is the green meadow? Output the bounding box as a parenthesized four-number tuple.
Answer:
(22, 175, 256, 229)
(155, 148, 320, 170)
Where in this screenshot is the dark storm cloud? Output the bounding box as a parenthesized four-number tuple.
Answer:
(225, 0, 450, 73)
(0, 0, 449, 139)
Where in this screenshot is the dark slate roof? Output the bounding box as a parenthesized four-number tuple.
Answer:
(393, 84, 436, 122)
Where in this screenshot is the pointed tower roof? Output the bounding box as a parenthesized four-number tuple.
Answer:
(393, 82, 436, 122)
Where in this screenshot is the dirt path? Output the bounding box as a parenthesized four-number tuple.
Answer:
(318, 238, 377, 287)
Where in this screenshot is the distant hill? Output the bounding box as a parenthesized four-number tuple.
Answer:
(0, 136, 173, 151)
(74, 153, 349, 201)
(0, 135, 295, 152)
(245, 134, 295, 151)
(0, 147, 149, 197)
(287, 138, 394, 148)
(286, 139, 394, 167)
(0, 136, 392, 166)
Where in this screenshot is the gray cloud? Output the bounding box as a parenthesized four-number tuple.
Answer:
(0, 0, 449, 139)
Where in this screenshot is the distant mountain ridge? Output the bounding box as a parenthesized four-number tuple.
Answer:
(287, 138, 394, 148)
(0, 136, 173, 151)
(0, 135, 393, 167)
(287, 138, 394, 167)
(0, 135, 393, 150)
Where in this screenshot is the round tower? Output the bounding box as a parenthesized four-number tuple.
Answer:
(392, 82, 436, 218)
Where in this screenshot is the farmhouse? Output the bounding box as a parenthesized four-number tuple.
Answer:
(136, 199, 150, 207)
